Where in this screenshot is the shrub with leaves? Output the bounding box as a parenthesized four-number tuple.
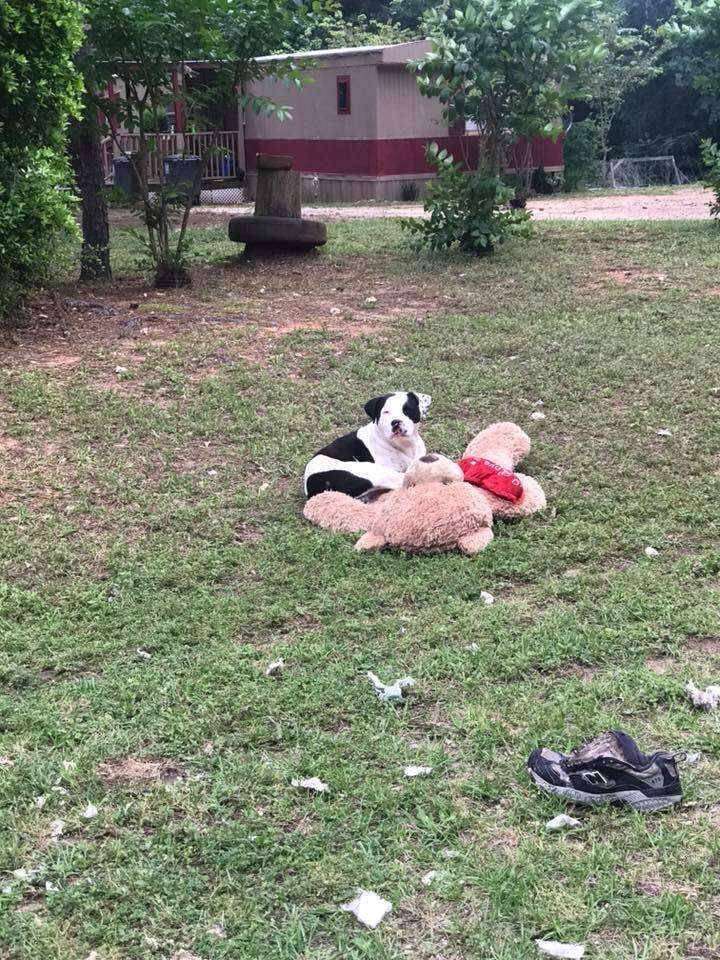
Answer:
(700, 139, 720, 220)
(0, 0, 82, 322)
(563, 120, 602, 191)
(402, 143, 532, 255)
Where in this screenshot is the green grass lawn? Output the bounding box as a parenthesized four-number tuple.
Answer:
(1, 217, 720, 960)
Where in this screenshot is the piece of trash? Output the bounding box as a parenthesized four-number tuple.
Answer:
(367, 671, 415, 703)
(82, 803, 98, 819)
(421, 870, 438, 886)
(34, 796, 46, 809)
(136, 648, 152, 660)
(545, 814, 581, 832)
(49, 819, 65, 840)
(258, 481, 270, 493)
(536, 940, 585, 959)
(404, 765, 432, 777)
(45, 880, 59, 892)
(533, 399, 544, 407)
(644, 546, 659, 557)
(341, 889, 392, 929)
(394, 357, 406, 363)
(264, 658, 284, 677)
(291, 776, 328, 794)
(11, 868, 36, 881)
(0, 756, 14, 767)
(465, 642, 480, 652)
(62, 760, 75, 772)
(114, 365, 128, 374)
(207, 469, 218, 477)
(364, 296, 377, 305)
(686, 681, 720, 710)
(51, 786, 68, 795)
(530, 411, 546, 421)
(480, 590, 495, 605)
(685, 752, 701, 765)
(656, 428, 672, 437)
(441, 848, 459, 859)
(329, 307, 341, 315)
(202, 741, 214, 756)
(208, 923, 226, 938)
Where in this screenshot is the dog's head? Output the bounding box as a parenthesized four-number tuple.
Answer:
(364, 391, 432, 442)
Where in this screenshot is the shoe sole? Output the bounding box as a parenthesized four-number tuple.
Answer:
(528, 768, 681, 812)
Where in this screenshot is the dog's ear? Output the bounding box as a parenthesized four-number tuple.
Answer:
(412, 392, 432, 419)
(364, 395, 389, 422)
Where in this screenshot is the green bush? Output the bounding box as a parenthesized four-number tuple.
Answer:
(562, 121, 601, 193)
(402, 143, 532, 256)
(700, 138, 720, 220)
(0, 0, 82, 322)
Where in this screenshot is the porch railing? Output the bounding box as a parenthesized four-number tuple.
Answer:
(101, 131, 242, 184)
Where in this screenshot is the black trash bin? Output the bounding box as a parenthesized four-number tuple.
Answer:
(162, 154, 202, 205)
(113, 155, 140, 197)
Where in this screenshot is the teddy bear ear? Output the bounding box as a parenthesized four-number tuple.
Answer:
(416, 393, 432, 418)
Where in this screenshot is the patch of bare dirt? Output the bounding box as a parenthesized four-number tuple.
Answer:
(687, 636, 720, 656)
(0, 436, 22, 452)
(189, 186, 712, 223)
(98, 757, 187, 787)
(646, 656, 676, 674)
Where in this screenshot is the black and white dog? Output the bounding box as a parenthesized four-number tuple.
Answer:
(304, 391, 432, 499)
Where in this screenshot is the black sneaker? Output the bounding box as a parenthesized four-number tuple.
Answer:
(527, 730, 682, 812)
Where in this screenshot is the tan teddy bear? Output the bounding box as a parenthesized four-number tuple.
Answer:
(303, 421, 546, 554)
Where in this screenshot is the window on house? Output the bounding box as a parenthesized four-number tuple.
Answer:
(337, 76, 351, 114)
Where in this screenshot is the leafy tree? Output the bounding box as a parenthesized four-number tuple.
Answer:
(80, 0, 315, 287)
(585, 10, 661, 164)
(662, 0, 720, 119)
(410, 0, 607, 177)
(404, 0, 606, 254)
(285, 3, 412, 50)
(0, 0, 83, 321)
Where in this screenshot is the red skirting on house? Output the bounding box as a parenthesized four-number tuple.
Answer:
(244, 135, 563, 176)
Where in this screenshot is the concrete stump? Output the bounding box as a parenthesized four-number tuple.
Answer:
(228, 154, 326, 256)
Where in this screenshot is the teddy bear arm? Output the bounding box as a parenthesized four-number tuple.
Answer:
(458, 528, 494, 554)
(355, 530, 387, 552)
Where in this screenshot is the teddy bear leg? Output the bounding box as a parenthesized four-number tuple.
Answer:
(304, 492, 372, 533)
(355, 531, 387, 552)
(458, 528, 494, 555)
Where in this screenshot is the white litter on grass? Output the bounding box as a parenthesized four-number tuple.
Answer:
(330, 307, 342, 315)
(45, 881, 59, 892)
(264, 658, 284, 677)
(0, 756, 14, 767)
(686, 752, 701, 765)
(656, 428, 673, 437)
(258, 481, 270, 493)
(136, 647, 152, 660)
(34, 795, 46, 809)
(421, 870, 438, 886)
(114, 365, 128, 374)
(364, 296, 378, 306)
(480, 590, 495, 605)
(291, 776, 329, 794)
(51, 785, 69, 795)
(62, 760, 75, 772)
(465, 643, 480, 652)
(11, 868, 37, 881)
(545, 814, 581, 832)
(341, 889, 392, 929)
(367, 672, 415, 703)
(404, 765, 433, 778)
(530, 411, 546, 421)
(536, 939, 586, 959)
(686, 681, 720, 710)
(644, 546, 659, 557)
(83, 804, 98, 819)
(49, 819, 65, 840)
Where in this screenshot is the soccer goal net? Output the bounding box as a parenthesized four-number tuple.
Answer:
(604, 156, 686, 189)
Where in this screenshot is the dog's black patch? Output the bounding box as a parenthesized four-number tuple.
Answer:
(402, 392, 421, 423)
(315, 430, 374, 463)
(306, 470, 374, 499)
(364, 395, 391, 422)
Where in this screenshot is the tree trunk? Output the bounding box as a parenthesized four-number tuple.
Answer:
(68, 104, 112, 281)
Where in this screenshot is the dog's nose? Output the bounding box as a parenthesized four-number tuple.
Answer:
(391, 419, 401, 430)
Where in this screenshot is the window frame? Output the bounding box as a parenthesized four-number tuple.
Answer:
(336, 75, 351, 115)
